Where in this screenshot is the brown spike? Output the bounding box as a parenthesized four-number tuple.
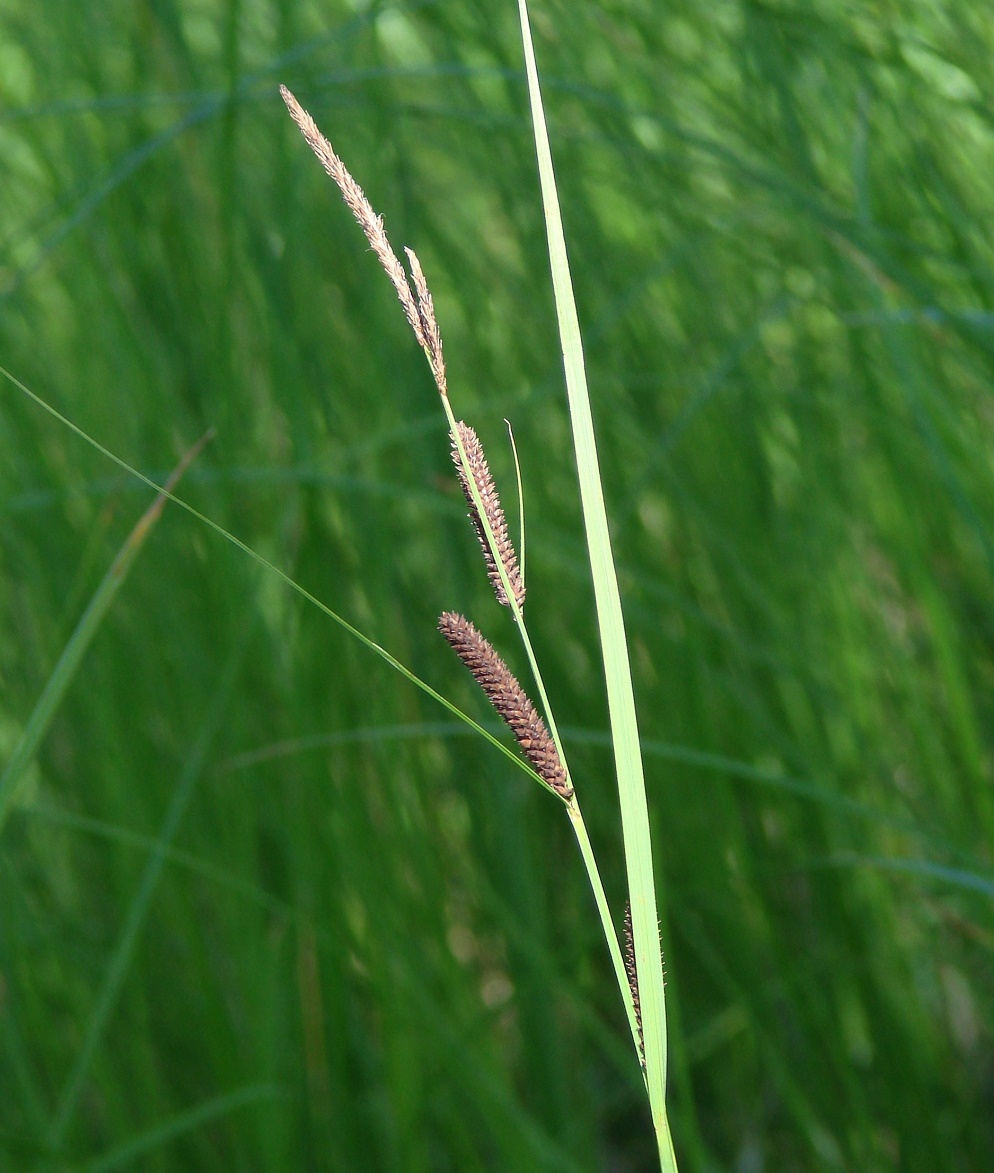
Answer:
(624, 900, 645, 1068)
(438, 612, 569, 798)
(451, 422, 525, 609)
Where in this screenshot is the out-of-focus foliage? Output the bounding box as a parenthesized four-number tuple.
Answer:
(1, 1, 992, 1169)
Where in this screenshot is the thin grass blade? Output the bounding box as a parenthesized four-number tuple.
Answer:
(0, 431, 212, 834)
(516, 3, 675, 1166)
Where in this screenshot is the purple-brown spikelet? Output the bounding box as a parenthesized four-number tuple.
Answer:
(624, 900, 645, 1067)
(452, 422, 525, 609)
(438, 611, 570, 799)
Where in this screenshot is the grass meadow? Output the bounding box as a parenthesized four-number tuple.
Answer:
(2, 1, 993, 1169)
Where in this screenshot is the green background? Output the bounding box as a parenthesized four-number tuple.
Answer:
(2, 1, 992, 1168)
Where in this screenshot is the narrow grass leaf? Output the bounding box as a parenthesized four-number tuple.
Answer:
(516, 3, 675, 1166)
(0, 431, 212, 834)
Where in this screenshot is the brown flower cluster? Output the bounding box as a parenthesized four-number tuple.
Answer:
(623, 900, 645, 1067)
(451, 422, 525, 609)
(438, 612, 570, 799)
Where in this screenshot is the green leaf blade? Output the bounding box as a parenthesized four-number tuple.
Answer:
(516, 3, 676, 1168)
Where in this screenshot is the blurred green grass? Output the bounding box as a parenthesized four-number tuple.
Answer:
(2, 1, 993, 1168)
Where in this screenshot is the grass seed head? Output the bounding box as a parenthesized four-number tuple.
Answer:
(438, 611, 569, 798)
(452, 422, 525, 609)
(623, 900, 645, 1068)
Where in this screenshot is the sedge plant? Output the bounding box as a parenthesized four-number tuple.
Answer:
(280, 7, 677, 1161)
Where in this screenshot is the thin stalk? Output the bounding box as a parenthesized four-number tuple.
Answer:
(505, 418, 526, 592)
(566, 802, 647, 1075)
